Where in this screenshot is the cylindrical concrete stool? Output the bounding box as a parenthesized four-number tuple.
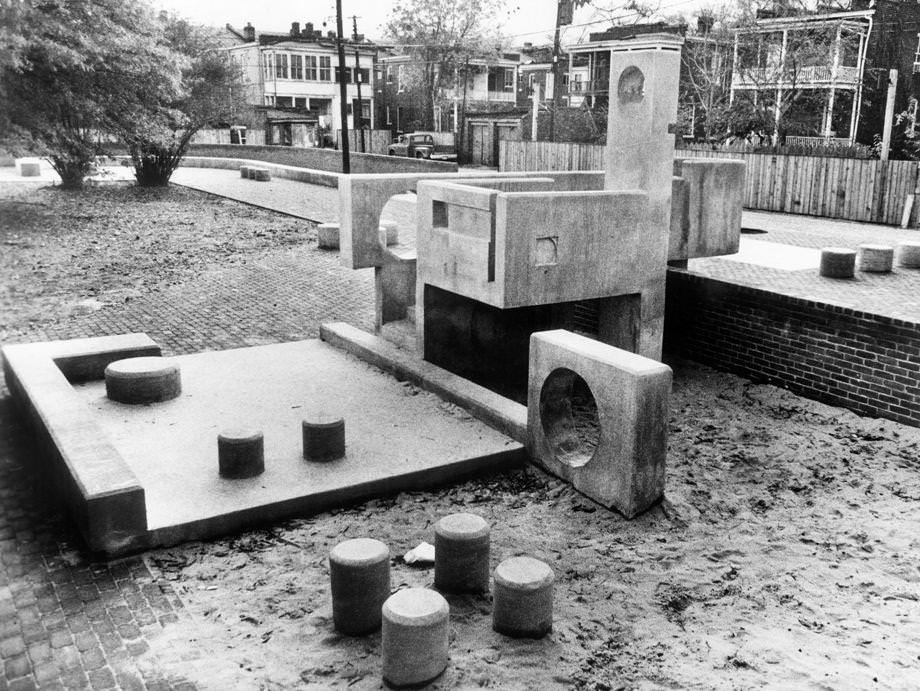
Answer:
(239, 165, 250, 178)
(251, 167, 271, 181)
(20, 162, 41, 177)
(434, 513, 490, 594)
(382, 588, 449, 688)
(302, 414, 345, 461)
(493, 556, 554, 638)
(379, 221, 399, 247)
(819, 247, 856, 278)
(330, 538, 390, 635)
(896, 240, 920, 268)
(218, 429, 264, 479)
(317, 223, 340, 250)
(104, 357, 181, 404)
(857, 244, 894, 273)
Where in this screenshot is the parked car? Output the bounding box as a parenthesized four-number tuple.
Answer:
(388, 133, 436, 158)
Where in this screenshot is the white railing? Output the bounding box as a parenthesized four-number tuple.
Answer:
(733, 64, 860, 88)
(486, 90, 516, 102)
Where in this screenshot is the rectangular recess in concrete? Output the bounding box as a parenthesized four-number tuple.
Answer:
(4, 335, 525, 555)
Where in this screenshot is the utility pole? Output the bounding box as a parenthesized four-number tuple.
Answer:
(549, 0, 571, 141)
(335, 0, 350, 173)
(880, 68, 898, 162)
(351, 15, 366, 153)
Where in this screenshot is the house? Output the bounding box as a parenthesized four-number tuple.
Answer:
(729, 0, 920, 145)
(223, 21, 379, 146)
(374, 50, 522, 165)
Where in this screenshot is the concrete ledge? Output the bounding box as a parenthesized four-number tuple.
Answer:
(2, 334, 155, 554)
(178, 156, 342, 188)
(320, 322, 528, 443)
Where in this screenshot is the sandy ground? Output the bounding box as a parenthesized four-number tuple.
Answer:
(137, 363, 920, 690)
(3, 180, 919, 688)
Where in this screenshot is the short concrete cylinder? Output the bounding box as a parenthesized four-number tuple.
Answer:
(330, 538, 390, 635)
(819, 247, 856, 278)
(20, 162, 41, 177)
(239, 165, 250, 178)
(492, 556, 554, 638)
(104, 357, 182, 404)
(382, 588, 449, 688)
(252, 167, 271, 182)
(896, 240, 920, 268)
(379, 221, 399, 246)
(857, 244, 894, 273)
(317, 222, 340, 250)
(434, 513, 490, 594)
(217, 429, 265, 479)
(302, 415, 345, 461)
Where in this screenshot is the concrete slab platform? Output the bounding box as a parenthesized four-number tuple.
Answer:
(700, 237, 821, 271)
(6, 336, 525, 554)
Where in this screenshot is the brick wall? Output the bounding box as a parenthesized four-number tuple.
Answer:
(664, 270, 920, 427)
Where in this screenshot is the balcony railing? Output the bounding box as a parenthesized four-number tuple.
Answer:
(733, 64, 860, 89)
(567, 79, 607, 95)
(486, 90, 516, 102)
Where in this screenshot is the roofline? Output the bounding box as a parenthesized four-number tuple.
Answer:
(739, 9, 874, 31)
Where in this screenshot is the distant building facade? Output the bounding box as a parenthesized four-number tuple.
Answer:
(223, 21, 379, 146)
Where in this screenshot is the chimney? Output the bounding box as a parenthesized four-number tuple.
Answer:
(327, 31, 336, 39)
(354, 33, 364, 43)
(305, 22, 314, 35)
(697, 14, 714, 34)
(291, 22, 300, 37)
(243, 22, 255, 42)
(523, 42, 533, 49)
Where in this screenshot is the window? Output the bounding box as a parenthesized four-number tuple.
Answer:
(397, 65, 405, 92)
(914, 33, 920, 72)
(263, 53, 274, 81)
(276, 53, 288, 79)
(503, 67, 514, 92)
(335, 66, 352, 83)
(263, 95, 275, 106)
(386, 66, 394, 83)
(319, 56, 331, 81)
(355, 67, 370, 84)
(291, 54, 303, 80)
(276, 96, 293, 107)
(305, 55, 317, 80)
(386, 106, 392, 125)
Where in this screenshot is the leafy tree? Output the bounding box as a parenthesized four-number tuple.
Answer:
(111, 14, 244, 187)
(0, 0, 172, 189)
(384, 0, 509, 132)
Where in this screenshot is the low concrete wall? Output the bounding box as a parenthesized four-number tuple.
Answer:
(179, 156, 341, 187)
(664, 270, 920, 428)
(188, 144, 457, 175)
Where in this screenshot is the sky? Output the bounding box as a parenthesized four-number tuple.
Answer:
(154, 0, 714, 48)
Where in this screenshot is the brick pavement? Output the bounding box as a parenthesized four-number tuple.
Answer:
(689, 210, 920, 323)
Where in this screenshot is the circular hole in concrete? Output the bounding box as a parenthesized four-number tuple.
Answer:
(539, 368, 600, 468)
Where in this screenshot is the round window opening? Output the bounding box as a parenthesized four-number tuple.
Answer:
(617, 65, 645, 104)
(539, 368, 600, 468)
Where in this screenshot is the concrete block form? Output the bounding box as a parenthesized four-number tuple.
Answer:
(217, 429, 265, 479)
(670, 158, 745, 262)
(382, 588, 450, 688)
(104, 357, 181, 404)
(896, 240, 920, 268)
(857, 244, 894, 273)
(492, 556, 554, 638)
(239, 165, 250, 178)
(317, 222, 340, 250)
(434, 512, 490, 594)
(251, 166, 271, 181)
(302, 413, 345, 461)
(527, 329, 672, 518)
(379, 220, 399, 246)
(329, 538, 390, 635)
(20, 161, 41, 177)
(1, 334, 157, 554)
(819, 247, 857, 278)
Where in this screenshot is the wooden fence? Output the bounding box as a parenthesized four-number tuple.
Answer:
(499, 140, 920, 226)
